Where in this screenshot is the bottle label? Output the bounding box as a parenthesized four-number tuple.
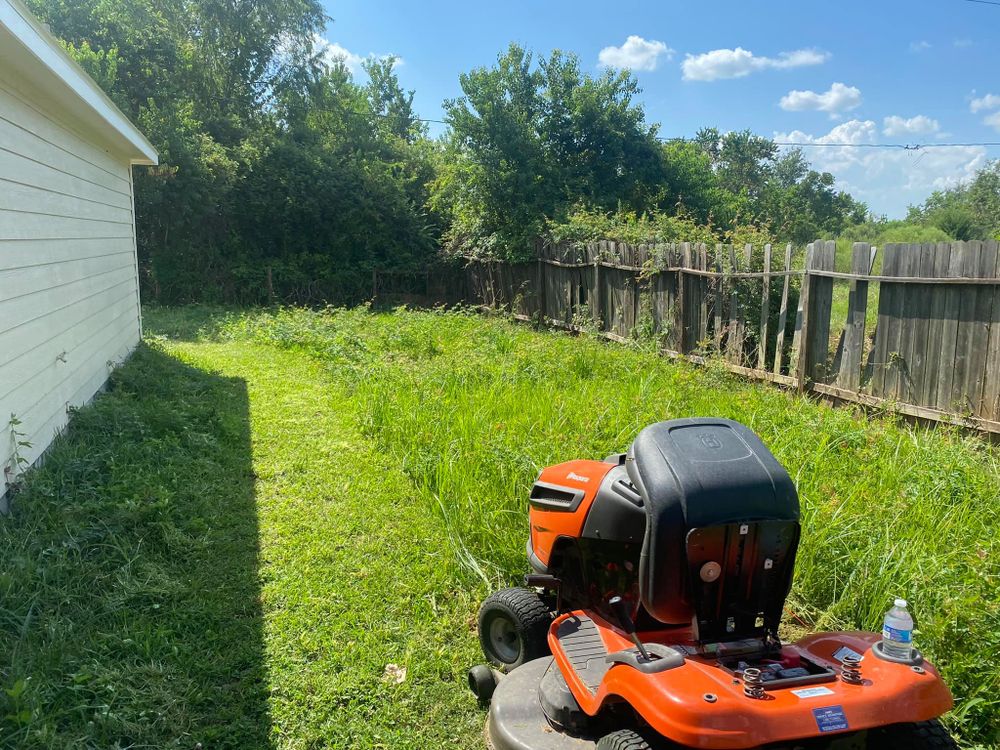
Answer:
(882, 625, 912, 643)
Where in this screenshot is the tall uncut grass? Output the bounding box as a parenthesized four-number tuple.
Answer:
(212, 305, 1000, 745)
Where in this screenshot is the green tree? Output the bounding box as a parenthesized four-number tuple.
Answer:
(911, 161, 999, 240)
(438, 44, 668, 258)
(365, 57, 423, 143)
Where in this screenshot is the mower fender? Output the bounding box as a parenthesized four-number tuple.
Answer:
(549, 613, 954, 750)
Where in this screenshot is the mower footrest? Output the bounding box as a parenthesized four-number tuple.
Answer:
(555, 615, 610, 694)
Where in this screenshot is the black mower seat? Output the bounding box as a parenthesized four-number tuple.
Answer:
(625, 418, 799, 630)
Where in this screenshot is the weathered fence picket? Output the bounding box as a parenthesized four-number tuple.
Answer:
(833, 243, 874, 391)
(773, 244, 793, 376)
(757, 243, 772, 371)
(378, 239, 1000, 434)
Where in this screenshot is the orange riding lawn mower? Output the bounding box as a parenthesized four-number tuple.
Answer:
(467, 419, 955, 750)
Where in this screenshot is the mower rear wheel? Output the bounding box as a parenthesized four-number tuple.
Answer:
(868, 719, 958, 749)
(596, 728, 664, 750)
(478, 587, 551, 672)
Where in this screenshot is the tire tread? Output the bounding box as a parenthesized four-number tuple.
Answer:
(870, 719, 958, 749)
(478, 587, 551, 670)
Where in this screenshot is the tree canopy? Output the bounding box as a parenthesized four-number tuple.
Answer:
(908, 162, 1000, 241)
(21, 5, 964, 302)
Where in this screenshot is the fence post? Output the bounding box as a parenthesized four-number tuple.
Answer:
(793, 244, 814, 390)
(726, 245, 740, 362)
(757, 243, 772, 370)
(834, 243, 873, 390)
(537, 242, 546, 326)
(675, 245, 687, 353)
(713, 244, 724, 354)
(772, 244, 793, 375)
(593, 243, 601, 329)
(796, 240, 836, 389)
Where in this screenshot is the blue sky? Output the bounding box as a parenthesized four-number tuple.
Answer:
(316, 0, 1000, 218)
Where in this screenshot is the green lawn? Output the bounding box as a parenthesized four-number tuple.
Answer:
(2, 305, 999, 748)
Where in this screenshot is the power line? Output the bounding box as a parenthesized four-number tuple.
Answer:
(657, 136, 1000, 150)
(286, 103, 1000, 149)
(777, 141, 1000, 149)
(962, 0, 1000, 7)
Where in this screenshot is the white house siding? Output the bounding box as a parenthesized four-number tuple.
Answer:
(0, 79, 142, 494)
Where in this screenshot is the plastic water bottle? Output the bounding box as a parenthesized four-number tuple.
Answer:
(881, 598, 914, 659)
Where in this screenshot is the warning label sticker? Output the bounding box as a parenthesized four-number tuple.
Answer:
(813, 706, 849, 733)
(791, 686, 835, 699)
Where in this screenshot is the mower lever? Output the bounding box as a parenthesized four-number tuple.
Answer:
(608, 595, 654, 662)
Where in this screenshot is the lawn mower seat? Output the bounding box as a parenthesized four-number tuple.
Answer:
(626, 418, 800, 643)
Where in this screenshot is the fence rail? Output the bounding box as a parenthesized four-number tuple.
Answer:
(375, 239, 1000, 434)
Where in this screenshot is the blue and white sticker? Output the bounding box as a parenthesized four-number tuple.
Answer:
(792, 686, 835, 699)
(813, 706, 849, 733)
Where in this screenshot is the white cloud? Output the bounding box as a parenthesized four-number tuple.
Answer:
(777, 119, 877, 147)
(310, 35, 401, 74)
(318, 39, 365, 71)
(779, 82, 862, 117)
(985, 112, 1000, 132)
(970, 93, 1000, 113)
(954, 38, 973, 48)
(774, 120, 987, 216)
(909, 40, 932, 52)
(598, 36, 673, 71)
(681, 47, 828, 81)
(882, 114, 941, 137)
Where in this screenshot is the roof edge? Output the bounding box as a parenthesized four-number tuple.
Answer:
(1, 0, 158, 165)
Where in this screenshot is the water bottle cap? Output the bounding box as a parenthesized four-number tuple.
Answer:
(894, 598, 908, 608)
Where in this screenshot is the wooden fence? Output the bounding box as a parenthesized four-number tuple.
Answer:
(377, 239, 1000, 434)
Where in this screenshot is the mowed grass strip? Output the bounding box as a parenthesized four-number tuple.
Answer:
(1, 335, 484, 748)
(201, 305, 1000, 747)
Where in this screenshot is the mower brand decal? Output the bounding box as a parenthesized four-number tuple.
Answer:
(812, 706, 849, 733)
(698, 433, 723, 449)
(832, 646, 863, 663)
(791, 686, 835, 699)
(566, 472, 590, 483)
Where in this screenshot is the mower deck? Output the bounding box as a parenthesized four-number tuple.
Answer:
(487, 657, 599, 750)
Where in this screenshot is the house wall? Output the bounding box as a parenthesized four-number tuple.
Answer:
(0, 78, 142, 497)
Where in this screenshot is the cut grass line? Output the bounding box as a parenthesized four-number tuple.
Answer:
(150, 341, 488, 749)
(1, 339, 486, 749)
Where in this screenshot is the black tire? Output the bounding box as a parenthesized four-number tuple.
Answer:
(596, 728, 659, 750)
(477, 587, 551, 671)
(467, 664, 497, 703)
(868, 719, 959, 749)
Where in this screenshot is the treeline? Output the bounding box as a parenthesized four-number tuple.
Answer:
(28, 2, 1000, 304)
(28, 0, 438, 304)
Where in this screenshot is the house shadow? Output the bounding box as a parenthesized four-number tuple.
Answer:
(0, 344, 271, 749)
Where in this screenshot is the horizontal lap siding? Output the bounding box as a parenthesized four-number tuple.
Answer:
(0, 80, 141, 492)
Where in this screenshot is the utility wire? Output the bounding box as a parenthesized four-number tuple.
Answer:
(296, 105, 1000, 150)
(657, 136, 1000, 149)
(962, 0, 1000, 7)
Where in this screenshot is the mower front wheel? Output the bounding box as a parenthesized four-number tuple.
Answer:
(596, 728, 665, 750)
(868, 719, 958, 749)
(478, 587, 551, 672)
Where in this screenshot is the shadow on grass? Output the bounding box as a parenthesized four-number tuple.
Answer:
(0, 344, 270, 749)
(143, 304, 249, 343)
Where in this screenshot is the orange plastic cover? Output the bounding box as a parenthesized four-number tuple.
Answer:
(528, 460, 616, 568)
(549, 611, 954, 749)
